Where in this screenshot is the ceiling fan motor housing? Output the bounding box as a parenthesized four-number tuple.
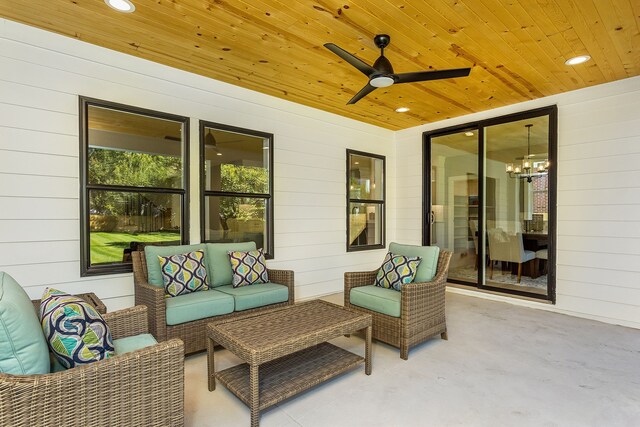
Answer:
(373, 55, 394, 75)
(371, 35, 394, 86)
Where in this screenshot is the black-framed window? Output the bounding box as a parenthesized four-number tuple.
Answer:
(79, 97, 189, 276)
(200, 121, 274, 258)
(347, 149, 385, 251)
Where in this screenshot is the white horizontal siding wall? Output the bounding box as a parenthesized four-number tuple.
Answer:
(0, 19, 395, 310)
(395, 76, 640, 329)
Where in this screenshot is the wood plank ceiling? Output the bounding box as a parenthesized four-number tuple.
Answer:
(1, 0, 638, 130)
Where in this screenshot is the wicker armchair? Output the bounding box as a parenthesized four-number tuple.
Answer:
(344, 250, 452, 360)
(132, 250, 295, 355)
(0, 306, 185, 427)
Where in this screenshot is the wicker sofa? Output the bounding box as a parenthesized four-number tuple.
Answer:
(0, 273, 185, 427)
(344, 244, 452, 360)
(133, 242, 294, 354)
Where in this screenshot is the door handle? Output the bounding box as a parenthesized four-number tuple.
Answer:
(430, 210, 435, 225)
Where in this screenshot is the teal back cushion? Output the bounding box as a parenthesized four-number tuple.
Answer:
(206, 242, 257, 287)
(0, 272, 50, 374)
(388, 242, 440, 282)
(144, 244, 208, 287)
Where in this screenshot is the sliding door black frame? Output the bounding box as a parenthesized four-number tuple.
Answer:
(422, 105, 557, 303)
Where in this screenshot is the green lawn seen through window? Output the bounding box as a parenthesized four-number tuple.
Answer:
(90, 231, 180, 264)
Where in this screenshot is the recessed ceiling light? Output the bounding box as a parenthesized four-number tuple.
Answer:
(105, 0, 135, 13)
(465, 131, 474, 137)
(565, 55, 591, 65)
(395, 107, 410, 113)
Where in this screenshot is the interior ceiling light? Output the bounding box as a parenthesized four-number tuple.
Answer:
(565, 55, 591, 65)
(395, 107, 410, 113)
(506, 124, 549, 182)
(465, 131, 474, 136)
(104, 0, 135, 13)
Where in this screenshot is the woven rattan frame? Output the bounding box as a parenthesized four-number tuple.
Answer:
(344, 250, 452, 360)
(207, 300, 372, 427)
(0, 306, 185, 427)
(132, 250, 295, 354)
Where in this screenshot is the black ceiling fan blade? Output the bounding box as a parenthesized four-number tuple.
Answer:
(324, 43, 376, 77)
(347, 83, 377, 104)
(393, 68, 471, 84)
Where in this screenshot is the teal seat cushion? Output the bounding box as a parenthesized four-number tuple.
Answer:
(0, 272, 50, 374)
(113, 333, 158, 355)
(350, 285, 402, 318)
(206, 242, 257, 287)
(217, 283, 288, 312)
(144, 244, 208, 287)
(165, 289, 234, 325)
(389, 242, 440, 282)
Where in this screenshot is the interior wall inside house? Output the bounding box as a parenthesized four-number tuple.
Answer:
(396, 75, 640, 329)
(0, 19, 395, 310)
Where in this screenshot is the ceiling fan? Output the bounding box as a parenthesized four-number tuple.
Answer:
(324, 34, 471, 105)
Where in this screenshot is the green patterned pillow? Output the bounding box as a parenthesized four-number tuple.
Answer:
(374, 252, 422, 291)
(228, 248, 269, 287)
(159, 250, 209, 297)
(40, 288, 114, 369)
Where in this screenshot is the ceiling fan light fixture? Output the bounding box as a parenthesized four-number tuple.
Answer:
(369, 75, 394, 88)
(395, 107, 410, 113)
(104, 0, 135, 12)
(565, 55, 591, 65)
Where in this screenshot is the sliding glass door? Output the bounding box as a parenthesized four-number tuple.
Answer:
(428, 128, 480, 285)
(424, 107, 557, 302)
(484, 116, 551, 296)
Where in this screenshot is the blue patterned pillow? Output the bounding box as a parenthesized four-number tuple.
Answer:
(228, 248, 269, 287)
(374, 252, 422, 291)
(159, 250, 209, 297)
(40, 288, 114, 369)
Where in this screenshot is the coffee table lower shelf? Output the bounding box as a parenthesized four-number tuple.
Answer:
(217, 342, 364, 411)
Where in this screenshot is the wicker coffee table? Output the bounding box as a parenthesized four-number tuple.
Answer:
(207, 299, 372, 427)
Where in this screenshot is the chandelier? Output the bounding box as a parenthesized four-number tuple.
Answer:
(506, 124, 549, 182)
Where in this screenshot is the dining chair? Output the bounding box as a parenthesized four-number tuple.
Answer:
(487, 228, 535, 283)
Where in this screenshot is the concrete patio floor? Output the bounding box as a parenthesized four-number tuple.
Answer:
(184, 292, 640, 426)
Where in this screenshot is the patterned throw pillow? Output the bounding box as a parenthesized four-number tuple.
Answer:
(374, 252, 422, 291)
(40, 288, 114, 369)
(228, 248, 269, 287)
(159, 250, 209, 297)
